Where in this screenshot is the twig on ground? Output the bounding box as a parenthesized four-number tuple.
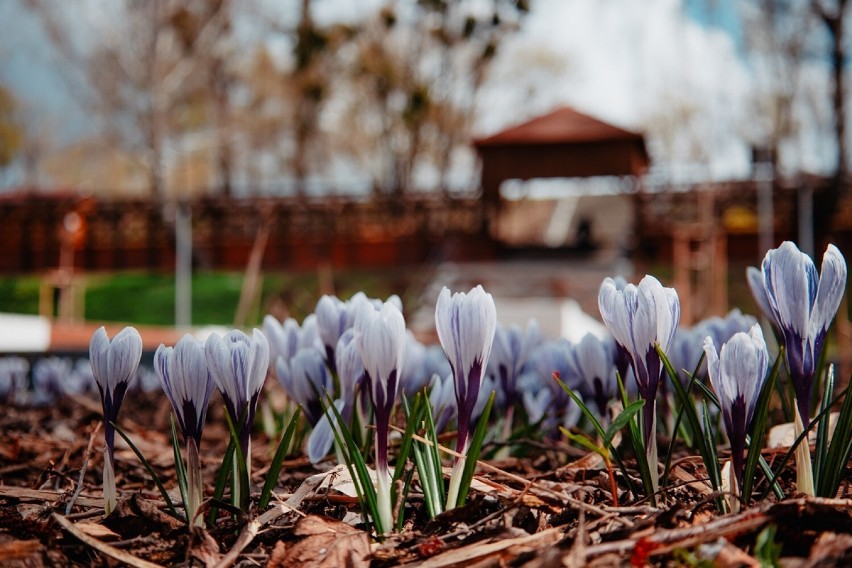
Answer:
(67, 422, 102, 515)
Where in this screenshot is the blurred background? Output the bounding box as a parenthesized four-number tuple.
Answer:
(0, 0, 850, 350)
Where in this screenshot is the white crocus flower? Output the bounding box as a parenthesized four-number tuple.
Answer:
(89, 326, 143, 515)
(704, 324, 768, 503)
(435, 285, 497, 510)
(598, 275, 680, 493)
(354, 300, 406, 535)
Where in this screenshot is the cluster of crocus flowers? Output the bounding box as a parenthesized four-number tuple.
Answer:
(704, 324, 768, 508)
(154, 335, 214, 526)
(435, 285, 497, 510)
(353, 299, 406, 534)
(748, 241, 847, 495)
(598, 275, 680, 493)
(89, 326, 143, 514)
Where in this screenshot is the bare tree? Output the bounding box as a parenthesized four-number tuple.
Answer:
(334, 0, 528, 198)
(25, 0, 236, 199)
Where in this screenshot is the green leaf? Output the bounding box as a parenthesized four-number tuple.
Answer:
(604, 399, 645, 445)
(758, 383, 848, 500)
(560, 426, 607, 458)
(701, 400, 724, 512)
(111, 422, 180, 520)
(557, 373, 639, 499)
(814, 363, 835, 487)
(817, 365, 852, 497)
(324, 394, 381, 534)
(421, 391, 446, 505)
(222, 407, 250, 511)
(395, 393, 425, 483)
(662, 353, 706, 483)
(616, 371, 649, 503)
(456, 391, 495, 508)
(170, 414, 189, 512)
(658, 345, 718, 495)
(208, 435, 235, 526)
(554, 375, 606, 440)
(259, 407, 302, 510)
(754, 524, 782, 567)
(742, 348, 784, 503)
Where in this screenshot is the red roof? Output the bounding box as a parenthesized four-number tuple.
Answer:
(474, 106, 644, 146)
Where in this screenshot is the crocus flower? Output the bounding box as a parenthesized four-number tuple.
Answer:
(155, 335, 214, 525)
(759, 242, 847, 423)
(704, 324, 768, 495)
(156, 336, 214, 444)
(354, 300, 406, 534)
(488, 319, 541, 411)
(90, 326, 143, 514)
(598, 275, 680, 492)
(429, 373, 457, 433)
(315, 295, 349, 371)
(307, 328, 370, 463)
(0, 356, 30, 404)
(31, 356, 73, 406)
(276, 346, 334, 427)
(519, 338, 581, 435)
(567, 333, 617, 421)
(435, 285, 497, 509)
(205, 329, 269, 508)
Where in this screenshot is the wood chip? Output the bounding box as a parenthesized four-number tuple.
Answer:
(279, 515, 371, 568)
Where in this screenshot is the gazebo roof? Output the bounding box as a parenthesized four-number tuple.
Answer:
(474, 106, 646, 147)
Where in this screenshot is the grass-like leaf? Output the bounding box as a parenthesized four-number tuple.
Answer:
(813, 364, 835, 489)
(324, 394, 381, 535)
(222, 406, 250, 511)
(658, 345, 720, 496)
(561, 427, 606, 456)
(616, 372, 652, 503)
(258, 407, 302, 510)
(701, 400, 724, 512)
(208, 435, 236, 526)
(401, 392, 443, 518)
(662, 353, 705, 483)
(455, 391, 495, 508)
(395, 393, 425, 484)
(817, 366, 852, 497)
(758, 383, 849, 500)
(111, 422, 180, 520)
(422, 392, 446, 505)
(555, 374, 640, 499)
(742, 349, 784, 503)
(169, 414, 189, 513)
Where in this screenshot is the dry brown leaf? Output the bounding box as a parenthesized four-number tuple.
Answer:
(0, 539, 42, 561)
(266, 541, 288, 568)
(282, 515, 370, 568)
(72, 522, 120, 540)
(189, 528, 222, 568)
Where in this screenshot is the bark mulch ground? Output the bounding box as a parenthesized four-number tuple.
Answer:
(2, 391, 852, 567)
